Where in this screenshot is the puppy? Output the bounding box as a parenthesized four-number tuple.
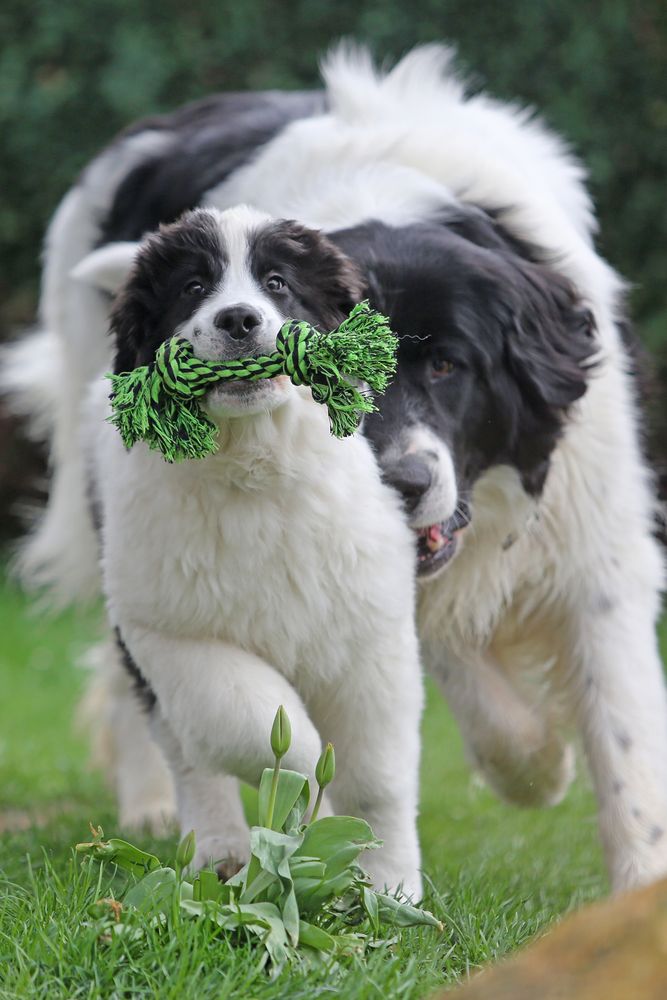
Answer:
(80, 204, 423, 896)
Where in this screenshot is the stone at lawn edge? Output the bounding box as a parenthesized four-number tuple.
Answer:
(445, 876, 667, 1000)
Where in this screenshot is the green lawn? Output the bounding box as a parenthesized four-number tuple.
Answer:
(1, 573, 665, 998)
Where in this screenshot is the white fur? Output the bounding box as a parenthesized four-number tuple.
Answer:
(0, 328, 63, 443)
(3, 45, 666, 892)
(71, 241, 140, 293)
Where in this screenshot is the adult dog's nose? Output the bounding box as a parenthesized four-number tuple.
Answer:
(384, 455, 432, 512)
(214, 304, 262, 340)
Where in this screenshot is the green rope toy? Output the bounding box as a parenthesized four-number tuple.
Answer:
(107, 301, 397, 463)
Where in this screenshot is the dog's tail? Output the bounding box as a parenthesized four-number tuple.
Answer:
(321, 42, 464, 125)
(0, 327, 63, 442)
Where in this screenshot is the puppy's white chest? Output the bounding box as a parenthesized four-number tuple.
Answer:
(103, 429, 401, 687)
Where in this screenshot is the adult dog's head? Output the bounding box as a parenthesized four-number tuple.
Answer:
(333, 208, 597, 577)
(76, 205, 363, 418)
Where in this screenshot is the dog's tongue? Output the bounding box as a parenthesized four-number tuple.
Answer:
(415, 505, 471, 571)
(416, 521, 451, 562)
(424, 523, 448, 553)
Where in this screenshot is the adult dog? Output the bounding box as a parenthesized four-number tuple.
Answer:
(3, 45, 666, 892)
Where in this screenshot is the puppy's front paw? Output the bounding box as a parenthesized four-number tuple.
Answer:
(364, 858, 423, 903)
(216, 855, 247, 881)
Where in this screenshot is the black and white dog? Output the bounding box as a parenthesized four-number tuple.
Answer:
(77, 204, 423, 893)
(3, 45, 666, 892)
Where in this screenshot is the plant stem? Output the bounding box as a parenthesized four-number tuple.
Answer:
(265, 755, 281, 830)
(310, 786, 324, 824)
(246, 753, 282, 893)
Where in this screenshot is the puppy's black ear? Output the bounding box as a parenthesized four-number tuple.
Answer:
(109, 271, 151, 374)
(256, 220, 366, 328)
(307, 231, 366, 326)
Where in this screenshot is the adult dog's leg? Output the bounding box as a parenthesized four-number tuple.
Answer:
(565, 594, 667, 891)
(119, 628, 322, 786)
(311, 646, 424, 900)
(150, 710, 250, 878)
(428, 646, 574, 807)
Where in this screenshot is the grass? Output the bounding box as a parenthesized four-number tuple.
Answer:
(1, 571, 665, 998)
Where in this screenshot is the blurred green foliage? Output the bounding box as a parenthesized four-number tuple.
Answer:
(0, 0, 665, 353)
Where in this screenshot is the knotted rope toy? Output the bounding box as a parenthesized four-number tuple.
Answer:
(107, 301, 397, 462)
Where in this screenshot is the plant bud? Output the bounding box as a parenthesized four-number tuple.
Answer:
(315, 742, 335, 788)
(176, 829, 196, 869)
(270, 705, 291, 758)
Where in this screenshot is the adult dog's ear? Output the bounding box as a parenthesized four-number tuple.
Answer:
(440, 202, 596, 407)
(503, 260, 597, 493)
(505, 262, 596, 412)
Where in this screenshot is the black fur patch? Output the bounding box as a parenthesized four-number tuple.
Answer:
(331, 207, 596, 499)
(110, 209, 226, 373)
(114, 627, 157, 713)
(249, 220, 364, 331)
(85, 474, 103, 536)
(99, 91, 325, 245)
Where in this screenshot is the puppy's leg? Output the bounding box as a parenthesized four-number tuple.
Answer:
(151, 711, 250, 879)
(312, 642, 423, 900)
(565, 594, 667, 892)
(110, 682, 177, 835)
(120, 628, 322, 786)
(79, 638, 176, 833)
(428, 647, 574, 807)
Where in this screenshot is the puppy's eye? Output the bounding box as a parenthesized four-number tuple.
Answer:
(183, 279, 206, 296)
(265, 274, 286, 292)
(431, 359, 455, 378)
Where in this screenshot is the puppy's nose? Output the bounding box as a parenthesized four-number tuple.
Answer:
(384, 455, 432, 513)
(214, 304, 262, 340)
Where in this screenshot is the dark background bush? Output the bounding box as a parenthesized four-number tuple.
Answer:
(1, 0, 665, 539)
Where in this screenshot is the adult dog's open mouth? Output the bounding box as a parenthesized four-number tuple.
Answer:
(415, 502, 471, 577)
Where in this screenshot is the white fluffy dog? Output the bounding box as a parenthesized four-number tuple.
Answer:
(77, 204, 423, 894)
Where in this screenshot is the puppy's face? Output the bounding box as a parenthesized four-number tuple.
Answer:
(110, 206, 363, 418)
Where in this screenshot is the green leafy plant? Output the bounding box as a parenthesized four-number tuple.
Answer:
(76, 707, 442, 974)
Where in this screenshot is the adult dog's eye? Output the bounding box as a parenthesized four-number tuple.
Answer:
(431, 359, 455, 378)
(266, 274, 286, 292)
(183, 279, 206, 296)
